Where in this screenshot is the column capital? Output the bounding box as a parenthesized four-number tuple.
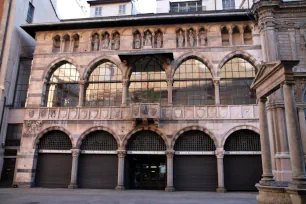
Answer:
(117, 150, 126, 158)
(213, 79, 220, 85)
(122, 79, 129, 86)
(79, 80, 85, 85)
(167, 78, 173, 85)
(259, 97, 267, 103)
(71, 149, 80, 157)
(215, 148, 225, 159)
(282, 80, 295, 86)
(297, 103, 306, 111)
(166, 150, 175, 158)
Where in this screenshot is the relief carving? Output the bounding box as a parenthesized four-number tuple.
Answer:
(177, 28, 185, 48)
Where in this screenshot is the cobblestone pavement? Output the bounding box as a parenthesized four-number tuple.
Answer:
(0, 188, 257, 204)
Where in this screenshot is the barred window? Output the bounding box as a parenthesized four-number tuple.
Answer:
(173, 59, 214, 105)
(128, 57, 168, 105)
(220, 58, 256, 105)
(5, 124, 23, 147)
(174, 130, 216, 151)
(38, 131, 72, 150)
(85, 62, 122, 106)
(127, 131, 166, 151)
(222, 0, 235, 9)
(81, 131, 118, 151)
(42, 63, 80, 107)
(13, 59, 31, 108)
(224, 130, 261, 151)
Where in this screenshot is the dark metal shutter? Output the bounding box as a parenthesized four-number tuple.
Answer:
(0, 158, 16, 188)
(35, 153, 72, 188)
(78, 154, 117, 189)
(224, 155, 262, 191)
(174, 155, 218, 191)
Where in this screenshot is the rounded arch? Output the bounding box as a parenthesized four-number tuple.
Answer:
(221, 125, 260, 147)
(122, 126, 169, 149)
(83, 55, 123, 81)
(76, 126, 120, 149)
(217, 50, 260, 76)
(171, 126, 217, 149)
(172, 52, 215, 78)
(33, 126, 73, 149)
(52, 33, 61, 40)
(42, 57, 80, 81)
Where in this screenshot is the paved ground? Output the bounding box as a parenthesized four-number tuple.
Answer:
(0, 188, 257, 204)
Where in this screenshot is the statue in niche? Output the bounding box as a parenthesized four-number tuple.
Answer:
(92, 34, 99, 51)
(199, 30, 206, 46)
(134, 33, 141, 49)
(177, 30, 184, 48)
(113, 33, 120, 50)
(144, 31, 152, 47)
(102, 33, 110, 49)
(155, 32, 162, 48)
(188, 29, 195, 47)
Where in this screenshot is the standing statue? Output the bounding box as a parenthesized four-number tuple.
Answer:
(134, 33, 141, 49)
(199, 30, 207, 46)
(177, 30, 184, 48)
(144, 31, 152, 47)
(92, 34, 99, 51)
(113, 33, 120, 50)
(156, 32, 162, 48)
(102, 33, 110, 49)
(188, 30, 195, 47)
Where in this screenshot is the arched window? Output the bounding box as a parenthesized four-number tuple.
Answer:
(128, 57, 167, 104)
(220, 57, 256, 105)
(173, 58, 214, 105)
(221, 27, 230, 46)
(232, 26, 242, 45)
(80, 131, 118, 151)
(224, 130, 260, 151)
(38, 131, 72, 150)
(43, 63, 80, 107)
(72, 34, 80, 52)
(244, 26, 253, 45)
(127, 130, 166, 151)
(52, 35, 61, 53)
(63, 34, 70, 52)
(85, 61, 122, 106)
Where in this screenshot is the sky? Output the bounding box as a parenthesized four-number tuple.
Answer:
(137, 0, 156, 13)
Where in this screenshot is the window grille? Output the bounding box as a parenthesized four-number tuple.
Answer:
(80, 131, 118, 151)
(85, 62, 122, 107)
(119, 5, 126, 14)
(95, 7, 102, 16)
(173, 59, 214, 106)
(5, 124, 22, 147)
(170, 1, 202, 13)
(38, 131, 72, 150)
(220, 58, 256, 105)
(224, 130, 261, 151)
(13, 59, 31, 108)
(174, 130, 215, 151)
(127, 130, 166, 151)
(222, 0, 235, 10)
(26, 2, 35, 23)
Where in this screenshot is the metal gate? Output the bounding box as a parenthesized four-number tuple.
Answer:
(0, 158, 16, 187)
(77, 131, 118, 189)
(173, 130, 217, 191)
(35, 130, 72, 188)
(224, 130, 262, 191)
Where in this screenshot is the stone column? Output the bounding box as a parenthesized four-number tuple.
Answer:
(70, 39, 75, 52)
(258, 97, 275, 185)
(266, 104, 276, 175)
(165, 150, 175, 192)
(283, 82, 306, 187)
(78, 80, 85, 107)
(167, 79, 173, 105)
(121, 79, 128, 106)
(214, 80, 220, 105)
(68, 149, 80, 189)
(239, 26, 244, 45)
(215, 148, 226, 193)
(297, 104, 306, 158)
(116, 150, 126, 190)
(60, 39, 65, 52)
(229, 29, 233, 46)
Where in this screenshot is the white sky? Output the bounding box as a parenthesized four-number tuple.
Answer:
(137, 0, 156, 13)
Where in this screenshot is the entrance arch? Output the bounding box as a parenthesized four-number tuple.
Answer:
(35, 130, 72, 188)
(173, 130, 218, 191)
(223, 129, 262, 191)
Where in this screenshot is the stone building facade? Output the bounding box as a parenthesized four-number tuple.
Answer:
(5, 0, 306, 203)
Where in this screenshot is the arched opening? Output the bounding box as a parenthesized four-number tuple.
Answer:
(176, 28, 185, 48)
(85, 61, 122, 106)
(78, 131, 118, 189)
(42, 63, 80, 107)
(128, 57, 168, 105)
(224, 130, 262, 191)
(35, 131, 72, 188)
(221, 27, 230, 46)
(143, 30, 153, 48)
(63, 34, 70, 52)
(101, 32, 110, 50)
(220, 57, 256, 105)
(133, 30, 142, 49)
(154, 29, 163, 48)
(244, 26, 253, 45)
(91, 33, 100, 51)
(52, 35, 61, 53)
(232, 26, 242, 45)
(173, 130, 217, 191)
(187, 28, 196, 47)
(72, 34, 80, 52)
(173, 58, 214, 105)
(125, 130, 167, 190)
(198, 27, 207, 46)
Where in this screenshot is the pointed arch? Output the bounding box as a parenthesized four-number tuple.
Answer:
(171, 126, 217, 149)
(221, 125, 260, 147)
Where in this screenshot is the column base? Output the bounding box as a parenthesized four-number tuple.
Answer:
(68, 184, 78, 189)
(115, 185, 125, 190)
(165, 186, 175, 192)
(256, 184, 291, 204)
(216, 187, 227, 193)
(289, 177, 306, 189)
(13, 182, 34, 188)
(286, 187, 306, 204)
(259, 177, 275, 186)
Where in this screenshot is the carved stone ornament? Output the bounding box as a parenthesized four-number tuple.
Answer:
(69, 109, 78, 119)
(101, 109, 109, 119)
(215, 148, 225, 159)
(24, 120, 43, 134)
(150, 107, 157, 117)
(50, 109, 57, 119)
(112, 33, 120, 50)
(102, 33, 110, 49)
(208, 107, 217, 118)
(134, 33, 141, 49)
(40, 109, 47, 118)
(174, 109, 182, 118)
(219, 106, 228, 118)
(155, 32, 162, 48)
(177, 29, 184, 48)
(196, 108, 206, 118)
(92, 34, 99, 51)
(141, 104, 149, 116)
(90, 109, 99, 119)
(112, 108, 121, 119)
(132, 105, 140, 117)
(29, 109, 35, 118)
(163, 108, 172, 119)
(144, 31, 152, 47)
